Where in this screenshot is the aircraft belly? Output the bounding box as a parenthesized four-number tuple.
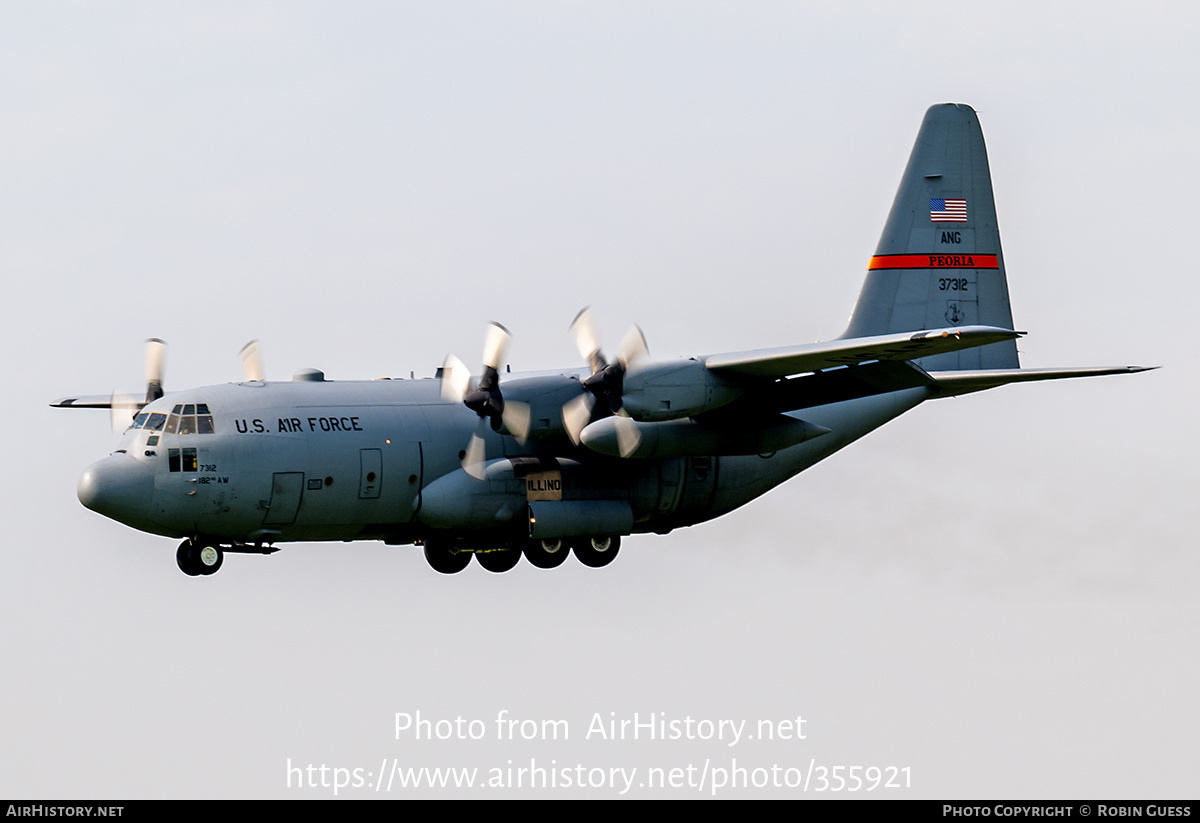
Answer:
(673, 388, 929, 528)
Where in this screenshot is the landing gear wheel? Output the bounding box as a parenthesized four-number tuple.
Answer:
(573, 535, 621, 568)
(176, 541, 202, 576)
(196, 542, 223, 575)
(176, 539, 223, 576)
(523, 538, 569, 570)
(424, 541, 471, 574)
(475, 547, 521, 573)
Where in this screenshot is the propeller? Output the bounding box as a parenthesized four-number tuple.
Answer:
(562, 308, 649, 455)
(109, 391, 140, 435)
(109, 338, 266, 435)
(239, 340, 265, 382)
(144, 337, 166, 404)
(440, 322, 530, 479)
(108, 338, 168, 433)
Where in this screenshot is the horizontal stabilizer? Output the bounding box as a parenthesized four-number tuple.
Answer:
(705, 326, 1023, 379)
(927, 366, 1157, 398)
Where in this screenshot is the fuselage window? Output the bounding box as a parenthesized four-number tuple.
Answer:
(167, 448, 199, 473)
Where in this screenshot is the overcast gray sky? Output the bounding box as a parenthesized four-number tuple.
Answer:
(2, 1, 1195, 798)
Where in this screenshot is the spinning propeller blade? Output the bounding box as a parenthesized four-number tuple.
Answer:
(570, 306, 607, 373)
(462, 420, 488, 479)
(447, 322, 522, 474)
(239, 340, 265, 382)
(562, 308, 649, 441)
(562, 392, 594, 445)
(144, 338, 166, 404)
(439, 354, 472, 403)
(109, 391, 139, 434)
(612, 413, 642, 458)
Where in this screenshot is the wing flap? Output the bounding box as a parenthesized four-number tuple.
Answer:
(704, 326, 1023, 378)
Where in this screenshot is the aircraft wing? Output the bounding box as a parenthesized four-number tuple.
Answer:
(704, 326, 1023, 378)
(925, 366, 1157, 398)
(49, 395, 125, 409)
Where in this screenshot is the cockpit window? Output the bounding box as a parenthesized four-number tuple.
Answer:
(141, 403, 216, 435)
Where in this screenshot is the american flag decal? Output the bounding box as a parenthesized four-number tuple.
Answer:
(930, 198, 967, 223)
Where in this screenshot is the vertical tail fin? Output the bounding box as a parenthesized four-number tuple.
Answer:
(843, 103, 1019, 370)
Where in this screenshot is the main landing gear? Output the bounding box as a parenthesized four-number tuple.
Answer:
(572, 535, 620, 568)
(176, 538, 224, 576)
(423, 536, 621, 574)
(523, 538, 570, 569)
(423, 540, 472, 574)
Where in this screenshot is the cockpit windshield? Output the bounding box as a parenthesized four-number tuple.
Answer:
(130, 404, 215, 434)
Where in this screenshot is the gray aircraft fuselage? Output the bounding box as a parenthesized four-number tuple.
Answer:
(80, 371, 922, 547)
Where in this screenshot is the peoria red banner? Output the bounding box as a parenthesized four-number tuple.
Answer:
(867, 254, 999, 270)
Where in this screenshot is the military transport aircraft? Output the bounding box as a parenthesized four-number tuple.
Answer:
(53, 103, 1151, 577)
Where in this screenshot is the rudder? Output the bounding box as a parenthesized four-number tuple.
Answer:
(842, 103, 1019, 370)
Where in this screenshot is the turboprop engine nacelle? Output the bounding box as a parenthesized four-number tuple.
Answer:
(620, 360, 744, 422)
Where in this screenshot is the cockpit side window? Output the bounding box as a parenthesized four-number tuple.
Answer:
(168, 447, 199, 473)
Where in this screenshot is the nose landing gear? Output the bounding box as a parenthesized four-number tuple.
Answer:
(176, 539, 224, 576)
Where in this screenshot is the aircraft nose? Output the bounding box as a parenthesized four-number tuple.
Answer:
(77, 454, 156, 530)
